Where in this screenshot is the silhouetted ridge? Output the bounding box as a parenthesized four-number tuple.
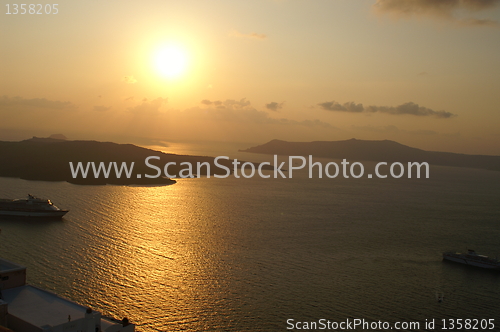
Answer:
(0, 138, 271, 185)
(240, 139, 500, 171)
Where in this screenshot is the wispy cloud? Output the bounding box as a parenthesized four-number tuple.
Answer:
(128, 97, 167, 115)
(265, 101, 285, 111)
(201, 98, 250, 110)
(229, 30, 267, 40)
(197, 99, 333, 128)
(318, 101, 364, 113)
(201, 99, 223, 107)
(457, 18, 499, 26)
(352, 124, 438, 135)
(0, 95, 77, 111)
(366, 102, 455, 118)
(319, 100, 456, 119)
(373, 0, 500, 26)
(93, 105, 112, 112)
(123, 75, 138, 84)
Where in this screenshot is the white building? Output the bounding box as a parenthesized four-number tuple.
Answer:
(0, 258, 135, 332)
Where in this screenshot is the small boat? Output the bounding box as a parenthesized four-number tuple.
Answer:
(0, 194, 68, 217)
(442, 249, 500, 270)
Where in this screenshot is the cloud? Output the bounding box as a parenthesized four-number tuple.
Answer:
(319, 100, 456, 118)
(373, 0, 500, 26)
(128, 97, 167, 115)
(93, 105, 112, 112)
(318, 101, 364, 113)
(249, 32, 267, 39)
(201, 99, 248, 109)
(123, 76, 138, 84)
(366, 102, 455, 118)
(0, 95, 77, 111)
(374, 0, 500, 16)
(461, 0, 500, 10)
(457, 18, 499, 26)
(201, 99, 217, 106)
(352, 125, 438, 135)
(266, 101, 285, 111)
(193, 99, 334, 128)
(229, 30, 267, 40)
(201, 99, 223, 107)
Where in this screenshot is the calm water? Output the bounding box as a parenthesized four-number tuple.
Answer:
(1, 150, 500, 331)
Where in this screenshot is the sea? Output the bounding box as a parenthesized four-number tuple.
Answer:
(0, 141, 499, 331)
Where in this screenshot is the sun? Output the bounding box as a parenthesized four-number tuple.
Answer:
(154, 45, 188, 79)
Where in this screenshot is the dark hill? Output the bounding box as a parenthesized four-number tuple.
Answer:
(240, 139, 500, 172)
(0, 138, 252, 185)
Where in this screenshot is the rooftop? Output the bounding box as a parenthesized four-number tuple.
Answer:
(0, 257, 134, 331)
(0, 258, 25, 273)
(2, 285, 89, 327)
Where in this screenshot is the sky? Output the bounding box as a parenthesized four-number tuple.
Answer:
(1, 0, 500, 155)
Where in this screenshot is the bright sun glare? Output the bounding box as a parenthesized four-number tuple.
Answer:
(155, 45, 188, 79)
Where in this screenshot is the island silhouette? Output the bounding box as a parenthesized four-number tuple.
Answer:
(0, 137, 268, 185)
(2, 137, 498, 186)
(240, 139, 500, 172)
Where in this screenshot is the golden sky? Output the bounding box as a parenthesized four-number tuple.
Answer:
(1, 0, 499, 154)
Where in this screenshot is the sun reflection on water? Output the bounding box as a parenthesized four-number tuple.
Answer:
(76, 180, 232, 330)
(2, 168, 500, 331)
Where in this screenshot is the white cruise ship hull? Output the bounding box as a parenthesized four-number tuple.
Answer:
(0, 195, 69, 218)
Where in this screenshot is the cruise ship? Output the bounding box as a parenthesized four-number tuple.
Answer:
(442, 249, 500, 270)
(0, 257, 135, 331)
(0, 195, 68, 218)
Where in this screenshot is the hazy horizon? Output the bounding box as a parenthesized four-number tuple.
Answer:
(3, 133, 500, 158)
(2, 0, 500, 155)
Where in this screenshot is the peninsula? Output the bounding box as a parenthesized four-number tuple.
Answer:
(0, 137, 264, 185)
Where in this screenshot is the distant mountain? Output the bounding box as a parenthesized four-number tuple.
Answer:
(240, 139, 500, 172)
(0, 138, 257, 185)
